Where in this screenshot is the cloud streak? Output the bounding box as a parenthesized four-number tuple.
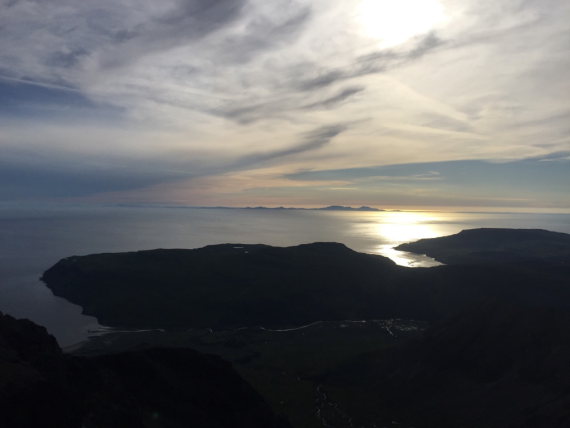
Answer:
(236, 124, 347, 165)
(295, 33, 446, 92)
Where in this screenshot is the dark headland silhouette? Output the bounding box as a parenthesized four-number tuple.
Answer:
(41, 229, 570, 329)
(2, 228, 570, 427)
(396, 228, 570, 265)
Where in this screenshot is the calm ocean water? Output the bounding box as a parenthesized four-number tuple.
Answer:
(1, 206, 569, 347)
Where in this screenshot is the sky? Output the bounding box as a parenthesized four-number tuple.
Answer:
(1, 0, 569, 211)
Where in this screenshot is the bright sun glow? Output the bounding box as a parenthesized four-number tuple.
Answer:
(353, 211, 450, 267)
(374, 211, 443, 243)
(356, 0, 446, 47)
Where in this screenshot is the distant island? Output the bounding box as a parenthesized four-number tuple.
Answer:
(240, 205, 383, 211)
(114, 203, 386, 211)
(317, 205, 384, 211)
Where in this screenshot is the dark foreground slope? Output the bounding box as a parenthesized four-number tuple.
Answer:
(0, 312, 288, 428)
(396, 228, 570, 265)
(323, 300, 570, 428)
(42, 241, 570, 329)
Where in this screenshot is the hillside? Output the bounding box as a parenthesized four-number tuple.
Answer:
(0, 312, 288, 428)
(321, 300, 570, 427)
(395, 228, 570, 265)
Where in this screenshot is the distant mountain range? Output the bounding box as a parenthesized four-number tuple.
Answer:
(114, 203, 386, 211)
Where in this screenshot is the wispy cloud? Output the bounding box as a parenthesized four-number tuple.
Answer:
(244, 124, 347, 162)
(302, 87, 365, 110)
(295, 33, 445, 92)
(0, 0, 568, 208)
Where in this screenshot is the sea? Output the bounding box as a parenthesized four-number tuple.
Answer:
(1, 205, 569, 347)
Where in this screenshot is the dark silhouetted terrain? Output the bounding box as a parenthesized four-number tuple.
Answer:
(321, 300, 570, 427)
(42, 240, 570, 329)
(396, 228, 570, 265)
(18, 229, 570, 427)
(0, 312, 289, 428)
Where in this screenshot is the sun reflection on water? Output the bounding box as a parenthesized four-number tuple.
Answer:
(375, 212, 443, 243)
(350, 211, 453, 267)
